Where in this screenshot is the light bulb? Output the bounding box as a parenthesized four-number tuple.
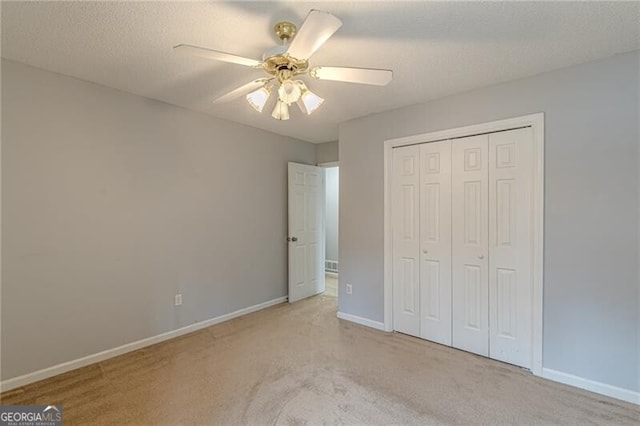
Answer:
(278, 79, 302, 104)
(272, 100, 290, 120)
(246, 86, 271, 112)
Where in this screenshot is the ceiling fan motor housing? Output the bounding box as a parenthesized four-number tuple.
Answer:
(260, 21, 309, 81)
(262, 52, 308, 82)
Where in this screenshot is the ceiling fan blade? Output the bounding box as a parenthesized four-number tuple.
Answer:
(286, 10, 342, 60)
(213, 79, 271, 103)
(310, 66, 393, 86)
(174, 44, 262, 67)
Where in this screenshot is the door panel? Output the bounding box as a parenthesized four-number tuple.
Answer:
(392, 146, 420, 336)
(400, 257, 417, 314)
(452, 135, 489, 356)
(463, 264, 482, 330)
(423, 260, 440, 318)
(288, 163, 325, 302)
(419, 141, 452, 345)
(488, 128, 533, 368)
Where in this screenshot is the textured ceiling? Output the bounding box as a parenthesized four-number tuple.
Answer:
(2, 1, 639, 143)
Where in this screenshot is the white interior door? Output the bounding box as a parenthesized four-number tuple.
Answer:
(419, 141, 452, 345)
(288, 162, 325, 303)
(452, 135, 490, 356)
(391, 146, 420, 336)
(488, 128, 533, 368)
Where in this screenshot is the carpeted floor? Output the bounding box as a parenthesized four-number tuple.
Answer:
(324, 274, 338, 297)
(2, 291, 639, 425)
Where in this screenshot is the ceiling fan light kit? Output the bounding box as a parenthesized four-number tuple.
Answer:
(175, 10, 393, 121)
(278, 79, 302, 104)
(297, 82, 324, 115)
(272, 100, 290, 121)
(246, 85, 272, 113)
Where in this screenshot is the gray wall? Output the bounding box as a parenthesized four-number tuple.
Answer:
(637, 50, 640, 395)
(325, 167, 339, 265)
(1, 60, 315, 380)
(316, 141, 339, 164)
(338, 51, 639, 392)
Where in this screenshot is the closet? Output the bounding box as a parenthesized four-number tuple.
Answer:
(391, 127, 533, 369)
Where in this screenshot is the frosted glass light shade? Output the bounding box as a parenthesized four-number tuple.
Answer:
(278, 80, 302, 104)
(297, 90, 324, 115)
(272, 100, 290, 120)
(246, 86, 271, 112)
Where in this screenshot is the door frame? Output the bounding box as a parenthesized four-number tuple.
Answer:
(318, 161, 339, 281)
(383, 113, 544, 376)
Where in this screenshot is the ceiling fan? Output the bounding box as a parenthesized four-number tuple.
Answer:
(174, 10, 393, 121)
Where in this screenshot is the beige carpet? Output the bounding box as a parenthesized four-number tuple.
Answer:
(325, 274, 338, 297)
(2, 292, 639, 425)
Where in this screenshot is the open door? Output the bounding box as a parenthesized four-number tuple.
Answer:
(288, 162, 325, 302)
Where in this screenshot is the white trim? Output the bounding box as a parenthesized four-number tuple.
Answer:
(0, 296, 288, 392)
(530, 115, 545, 376)
(337, 312, 386, 331)
(384, 114, 543, 147)
(318, 161, 339, 168)
(383, 113, 545, 375)
(542, 368, 640, 405)
(383, 138, 394, 332)
(325, 271, 339, 279)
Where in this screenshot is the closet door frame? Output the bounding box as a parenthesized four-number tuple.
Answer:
(383, 113, 544, 376)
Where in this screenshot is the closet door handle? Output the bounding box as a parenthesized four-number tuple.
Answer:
(478, 255, 484, 260)
(423, 250, 428, 254)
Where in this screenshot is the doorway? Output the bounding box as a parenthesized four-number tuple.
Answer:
(286, 161, 339, 303)
(322, 163, 339, 298)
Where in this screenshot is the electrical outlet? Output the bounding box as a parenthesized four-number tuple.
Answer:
(346, 284, 353, 295)
(174, 293, 182, 306)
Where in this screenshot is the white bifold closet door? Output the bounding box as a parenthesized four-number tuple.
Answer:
(451, 134, 490, 356)
(391, 127, 534, 369)
(419, 141, 452, 345)
(391, 145, 420, 336)
(487, 127, 533, 368)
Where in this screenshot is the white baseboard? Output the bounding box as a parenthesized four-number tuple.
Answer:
(542, 368, 639, 405)
(336, 311, 386, 331)
(1, 296, 288, 392)
(325, 271, 339, 279)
